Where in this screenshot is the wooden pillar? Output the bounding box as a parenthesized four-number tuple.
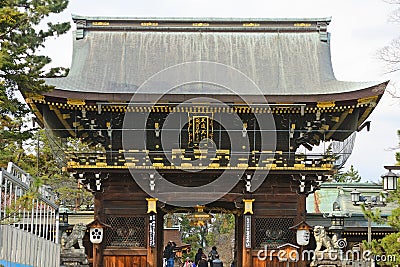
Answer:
(295, 194, 306, 223)
(235, 214, 243, 267)
(296, 193, 307, 267)
(146, 198, 157, 267)
(147, 215, 155, 267)
(242, 215, 252, 267)
(93, 191, 104, 267)
(157, 211, 165, 267)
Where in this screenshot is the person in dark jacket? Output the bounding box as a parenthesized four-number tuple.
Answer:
(197, 254, 208, 267)
(194, 248, 204, 266)
(163, 241, 176, 267)
(212, 254, 223, 267)
(208, 246, 218, 267)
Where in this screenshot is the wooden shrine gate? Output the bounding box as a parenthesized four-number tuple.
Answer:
(25, 15, 386, 267)
(82, 170, 317, 267)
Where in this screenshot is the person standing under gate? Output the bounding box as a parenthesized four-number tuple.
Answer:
(212, 254, 223, 267)
(194, 248, 204, 267)
(197, 255, 208, 267)
(208, 246, 218, 267)
(163, 240, 176, 267)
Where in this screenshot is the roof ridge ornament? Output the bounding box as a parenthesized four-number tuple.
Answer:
(74, 17, 86, 40)
(317, 21, 329, 42)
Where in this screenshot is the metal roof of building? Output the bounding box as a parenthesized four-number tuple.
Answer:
(307, 182, 397, 215)
(306, 182, 397, 229)
(45, 16, 386, 96)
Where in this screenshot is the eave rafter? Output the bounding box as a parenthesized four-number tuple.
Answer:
(27, 94, 380, 115)
(49, 105, 76, 137)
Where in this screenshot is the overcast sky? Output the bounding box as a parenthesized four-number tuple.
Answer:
(43, 0, 400, 182)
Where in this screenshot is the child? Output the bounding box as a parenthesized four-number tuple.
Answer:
(183, 257, 192, 267)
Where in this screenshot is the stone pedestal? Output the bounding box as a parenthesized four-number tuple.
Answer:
(310, 251, 349, 267)
(60, 248, 89, 267)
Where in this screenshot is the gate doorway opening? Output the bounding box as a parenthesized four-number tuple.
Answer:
(162, 208, 238, 267)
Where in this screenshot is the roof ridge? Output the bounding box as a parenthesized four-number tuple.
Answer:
(71, 14, 332, 23)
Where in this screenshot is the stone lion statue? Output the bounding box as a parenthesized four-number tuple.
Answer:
(62, 223, 87, 250)
(313, 225, 337, 252)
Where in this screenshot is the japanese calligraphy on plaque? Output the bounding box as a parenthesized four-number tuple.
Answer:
(149, 214, 156, 247)
(244, 215, 251, 248)
(188, 114, 213, 148)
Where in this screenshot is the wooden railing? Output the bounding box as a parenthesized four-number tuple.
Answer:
(66, 150, 335, 171)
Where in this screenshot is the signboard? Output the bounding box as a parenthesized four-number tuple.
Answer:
(188, 114, 214, 148)
(149, 214, 156, 247)
(244, 215, 251, 248)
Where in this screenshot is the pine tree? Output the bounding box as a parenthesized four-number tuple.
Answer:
(33, 130, 93, 210)
(364, 132, 400, 266)
(334, 165, 361, 183)
(0, 1, 80, 215)
(0, 0, 70, 155)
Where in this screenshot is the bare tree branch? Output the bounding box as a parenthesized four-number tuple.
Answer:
(388, 8, 400, 23)
(386, 82, 400, 98)
(383, 0, 400, 4)
(378, 38, 400, 74)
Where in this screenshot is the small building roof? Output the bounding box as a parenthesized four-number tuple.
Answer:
(86, 218, 111, 228)
(306, 182, 397, 230)
(61, 211, 95, 226)
(45, 16, 386, 97)
(163, 228, 191, 249)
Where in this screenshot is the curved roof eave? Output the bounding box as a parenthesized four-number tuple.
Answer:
(42, 79, 388, 103)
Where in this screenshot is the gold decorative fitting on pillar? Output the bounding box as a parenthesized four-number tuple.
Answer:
(242, 199, 255, 214)
(146, 198, 158, 213)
